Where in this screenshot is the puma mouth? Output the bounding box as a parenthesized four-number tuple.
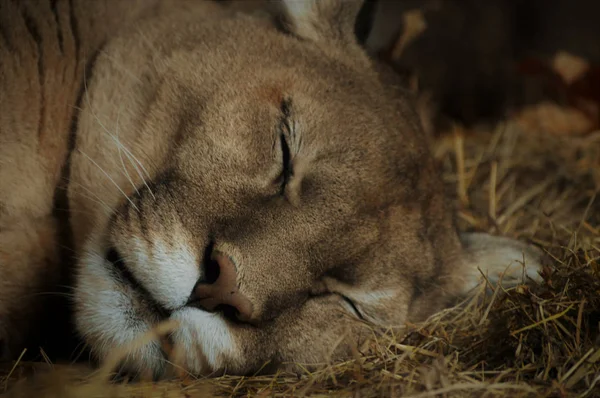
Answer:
(104, 247, 172, 319)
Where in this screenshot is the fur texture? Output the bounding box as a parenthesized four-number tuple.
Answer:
(0, 0, 542, 377)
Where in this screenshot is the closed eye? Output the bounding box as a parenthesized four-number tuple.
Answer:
(275, 99, 294, 196)
(310, 287, 364, 321)
(338, 294, 364, 320)
(278, 132, 292, 195)
(310, 277, 365, 320)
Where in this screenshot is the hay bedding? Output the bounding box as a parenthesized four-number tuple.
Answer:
(2, 6, 600, 398)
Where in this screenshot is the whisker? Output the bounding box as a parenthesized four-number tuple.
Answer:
(60, 176, 125, 219)
(77, 89, 156, 202)
(7, 290, 76, 302)
(73, 48, 159, 209)
(122, 149, 156, 200)
(66, 249, 105, 266)
(97, 48, 144, 85)
(67, 189, 113, 215)
(80, 64, 138, 213)
(76, 149, 139, 212)
(69, 341, 90, 364)
(113, 108, 156, 201)
(62, 177, 113, 205)
(28, 291, 76, 299)
(87, 49, 156, 193)
(72, 103, 156, 190)
(114, 107, 140, 197)
(53, 284, 77, 292)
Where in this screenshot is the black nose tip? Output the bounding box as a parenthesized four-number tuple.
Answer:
(190, 252, 254, 323)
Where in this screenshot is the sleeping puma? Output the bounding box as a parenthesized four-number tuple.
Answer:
(0, 0, 542, 378)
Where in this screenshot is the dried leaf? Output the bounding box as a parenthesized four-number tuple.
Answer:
(552, 51, 590, 85)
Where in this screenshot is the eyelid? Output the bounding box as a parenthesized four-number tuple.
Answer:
(314, 277, 364, 320)
(279, 131, 292, 194)
(339, 294, 365, 320)
(308, 288, 364, 321)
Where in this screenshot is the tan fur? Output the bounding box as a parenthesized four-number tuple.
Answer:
(0, 0, 543, 376)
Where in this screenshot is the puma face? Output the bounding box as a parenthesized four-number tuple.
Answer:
(71, 0, 543, 378)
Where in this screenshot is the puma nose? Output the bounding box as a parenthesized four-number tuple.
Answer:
(192, 252, 254, 322)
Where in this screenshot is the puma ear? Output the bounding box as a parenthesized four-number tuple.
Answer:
(279, 0, 365, 48)
(458, 232, 545, 294)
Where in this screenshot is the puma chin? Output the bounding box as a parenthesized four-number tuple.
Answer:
(64, 0, 545, 377)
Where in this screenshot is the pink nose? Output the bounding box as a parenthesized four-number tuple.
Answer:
(193, 252, 254, 322)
